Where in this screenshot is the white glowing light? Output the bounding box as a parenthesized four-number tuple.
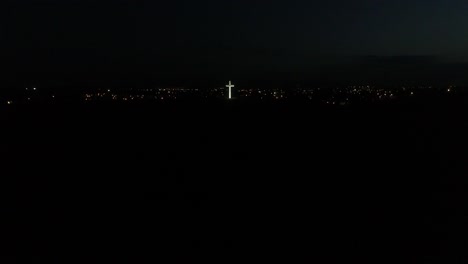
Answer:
(226, 81, 235, 99)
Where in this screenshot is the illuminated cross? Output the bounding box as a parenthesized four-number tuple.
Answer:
(226, 80, 235, 99)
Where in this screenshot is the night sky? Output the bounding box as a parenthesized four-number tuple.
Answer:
(2, 0, 468, 85)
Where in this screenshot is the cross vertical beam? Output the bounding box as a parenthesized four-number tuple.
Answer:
(226, 81, 235, 99)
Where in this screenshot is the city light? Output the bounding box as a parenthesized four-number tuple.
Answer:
(5, 84, 448, 104)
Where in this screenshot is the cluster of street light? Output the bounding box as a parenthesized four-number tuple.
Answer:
(1, 84, 460, 106)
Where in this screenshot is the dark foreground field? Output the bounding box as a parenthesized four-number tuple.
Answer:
(1, 96, 467, 263)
